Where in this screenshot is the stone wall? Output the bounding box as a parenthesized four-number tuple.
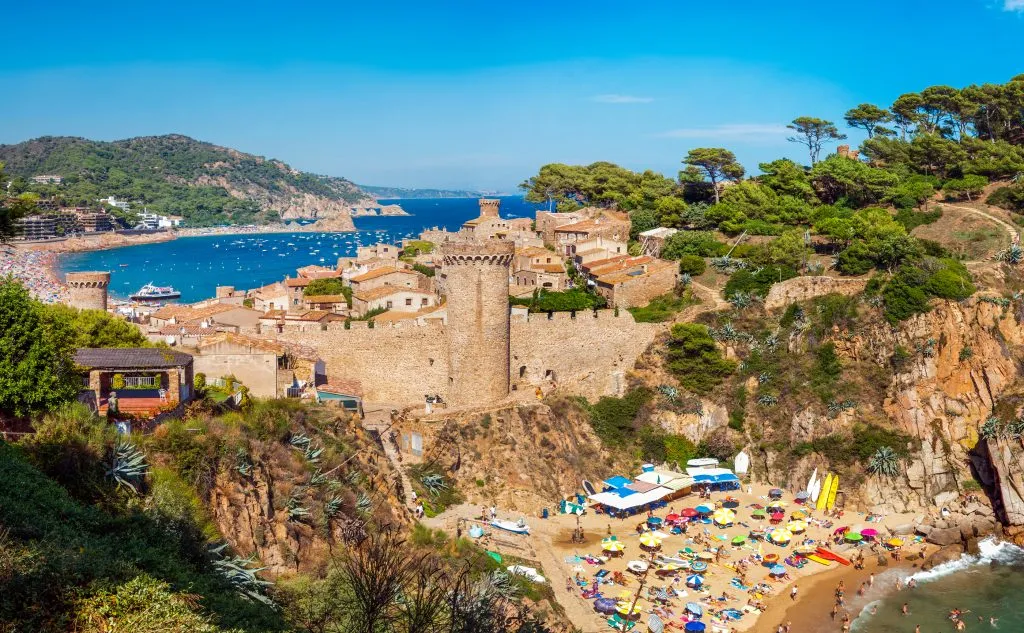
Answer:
(194, 352, 279, 398)
(272, 309, 658, 405)
(763, 275, 868, 310)
(66, 271, 110, 311)
(602, 264, 677, 308)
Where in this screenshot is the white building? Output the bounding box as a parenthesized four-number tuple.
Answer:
(99, 196, 132, 211)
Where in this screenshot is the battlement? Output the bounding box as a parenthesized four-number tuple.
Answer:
(65, 271, 111, 287)
(441, 241, 515, 266)
(478, 198, 501, 217)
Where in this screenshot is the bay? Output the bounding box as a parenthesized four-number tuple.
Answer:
(58, 196, 543, 303)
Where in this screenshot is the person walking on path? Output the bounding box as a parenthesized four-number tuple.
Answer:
(790, 585, 798, 600)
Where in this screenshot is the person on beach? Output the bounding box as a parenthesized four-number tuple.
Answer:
(902, 602, 909, 616)
(831, 604, 839, 620)
(790, 585, 797, 600)
(868, 573, 874, 588)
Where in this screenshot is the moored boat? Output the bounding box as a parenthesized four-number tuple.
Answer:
(130, 282, 181, 300)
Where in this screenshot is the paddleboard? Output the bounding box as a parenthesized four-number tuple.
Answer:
(805, 468, 818, 499)
(826, 475, 840, 510)
(815, 547, 851, 566)
(816, 474, 833, 510)
(806, 554, 832, 565)
(810, 476, 822, 503)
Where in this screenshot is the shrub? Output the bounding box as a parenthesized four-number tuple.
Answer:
(882, 277, 931, 323)
(628, 292, 695, 323)
(678, 254, 706, 276)
(835, 241, 876, 275)
(586, 388, 652, 445)
(987, 184, 1024, 212)
(665, 323, 737, 395)
(723, 265, 796, 298)
(661, 231, 729, 259)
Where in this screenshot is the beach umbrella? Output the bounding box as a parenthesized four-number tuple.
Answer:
(686, 574, 704, 587)
(845, 532, 864, 543)
(722, 498, 740, 509)
(685, 602, 704, 617)
(685, 622, 706, 632)
(769, 488, 784, 498)
(603, 541, 625, 552)
(769, 564, 787, 576)
(763, 553, 779, 565)
(615, 601, 643, 616)
(640, 533, 663, 548)
(861, 528, 879, 539)
(787, 520, 808, 533)
(594, 598, 618, 614)
(627, 560, 649, 574)
(618, 589, 635, 601)
(695, 504, 713, 515)
(666, 513, 681, 522)
(887, 537, 904, 547)
(770, 512, 784, 521)
(791, 510, 807, 520)
(657, 563, 682, 572)
(731, 535, 746, 545)
(696, 551, 714, 560)
(795, 491, 809, 501)
(682, 508, 699, 518)
(690, 560, 708, 572)
(770, 528, 793, 544)
(713, 509, 736, 525)
(648, 516, 663, 528)
(751, 509, 766, 518)
(834, 526, 849, 535)
(767, 500, 787, 509)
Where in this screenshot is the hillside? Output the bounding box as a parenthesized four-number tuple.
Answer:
(0, 135, 375, 227)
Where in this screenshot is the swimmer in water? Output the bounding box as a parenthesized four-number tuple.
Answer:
(991, 616, 999, 627)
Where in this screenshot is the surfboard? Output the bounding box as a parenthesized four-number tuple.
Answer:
(816, 474, 833, 510)
(826, 475, 840, 510)
(810, 476, 822, 503)
(815, 547, 851, 566)
(805, 468, 817, 498)
(806, 554, 832, 565)
(734, 450, 750, 475)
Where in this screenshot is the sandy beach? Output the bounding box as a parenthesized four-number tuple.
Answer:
(425, 482, 930, 633)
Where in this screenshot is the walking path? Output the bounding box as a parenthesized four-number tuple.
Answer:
(944, 203, 1020, 247)
(362, 405, 417, 510)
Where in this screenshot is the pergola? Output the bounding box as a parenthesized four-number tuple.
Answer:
(75, 348, 194, 417)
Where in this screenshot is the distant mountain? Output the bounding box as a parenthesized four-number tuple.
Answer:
(360, 184, 494, 199)
(0, 135, 375, 227)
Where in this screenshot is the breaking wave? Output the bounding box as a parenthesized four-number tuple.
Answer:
(908, 537, 1024, 584)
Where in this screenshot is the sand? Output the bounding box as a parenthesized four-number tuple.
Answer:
(425, 482, 929, 633)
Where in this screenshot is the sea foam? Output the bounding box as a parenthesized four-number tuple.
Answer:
(909, 537, 1024, 584)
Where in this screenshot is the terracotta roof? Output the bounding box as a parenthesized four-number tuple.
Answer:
(157, 325, 217, 336)
(533, 264, 566, 273)
(318, 380, 364, 397)
(580, 254, 630, 272)
(285, 277, 312, 287)
(349, 266, 416, 283)
(288, 310, 333, 322)
(369, 310, 423, 323)
(296, 265, 340, 279)
(516, 246, 550, 257)
(554, 211, 630, 234)
(151, 303, 240, 323)
(588, 256, 654, 277)
(261, 309, 286, 319)
(355, 286, 432, 301)
(74, 348, 192, 369)
(596, 259, 675, 286)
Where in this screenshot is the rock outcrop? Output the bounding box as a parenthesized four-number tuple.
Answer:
(764, 276, 868, 310)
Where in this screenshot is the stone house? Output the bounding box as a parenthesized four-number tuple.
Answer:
(284, 277, 313, 308)
(302, 294, 348, 313)
(637, 227, 678, 257)
(590, 257, 678, 308)
(348, 266, 424, 295)
(314, 380, 364, 415)
(356, 243, 400, 261)
(75, 348, 194, 417)
(352, 286, 436, 317)
(552, 211, 630, 256)
(249, 281, 290, 312)
(572, 235, 628, 265)
(296, 265, 341, 280)
(511, 246, 568, 292)
(194, 332, 325, 398)
(259, 309, 340, 332)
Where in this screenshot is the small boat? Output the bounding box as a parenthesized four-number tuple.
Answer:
(119, 263, 129, 267)
(490, 519, 529, 535)
(130, 283, 181, 300)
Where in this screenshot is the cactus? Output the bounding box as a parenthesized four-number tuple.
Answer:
(106, 440, 148, 493)
(867, 446, 900, 477)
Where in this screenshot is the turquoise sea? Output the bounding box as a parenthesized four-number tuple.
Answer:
(58, 196, 543, 303)
(840, 538, 1024, 633)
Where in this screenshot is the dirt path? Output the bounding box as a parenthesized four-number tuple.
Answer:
(944, 203, 1019, 249)
(673, 280, 729, 324)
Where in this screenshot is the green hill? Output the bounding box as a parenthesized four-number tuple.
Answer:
(0, 135, 373, 227)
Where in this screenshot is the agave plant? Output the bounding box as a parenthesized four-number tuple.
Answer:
(657, 384, 679, 402)
(997, 243, 1023, 265)
(757, 394, 778, 407)
(208, 544, 273, 604)
(324, 495, 343, 519)
(980, 416, 1003, 440)
(420, 473, 448, 497)
(757, 372, 772, 385)
(1006, 418, 1024, 439)
(345, 470, 362, 486)
(287, 492, 310, 522)
(235, 448, 253, 477)
(106, 440, 148, 493)
(289, 433, 311, 450)
(356, 492, 372, 514)
(762, 333, 780, 351)
(309, 468, 328, 487)
(304, 443, 324, 464)
(680, 273, 692, 287)
(719, 323, 738, 341)
(729, 292, 753, 310)
(867, 446, 900, 477)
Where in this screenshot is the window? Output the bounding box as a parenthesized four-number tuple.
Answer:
(405, 298, 413, 306)
(386, 300, 393, 309)
(519, 365, 526, 378)
(421, 298, 428, 306)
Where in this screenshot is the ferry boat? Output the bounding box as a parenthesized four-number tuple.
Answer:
(130, 283, 181, 301)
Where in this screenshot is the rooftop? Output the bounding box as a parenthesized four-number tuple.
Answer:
(596, 259, 675, 285)
(318, 380, 364, 397)
(197, 332, 321, 362)
(349, 266, 415, 283)
(303, 294, 346, 303)
(75, 348, 193, 370)
(355, 285, 433, 301)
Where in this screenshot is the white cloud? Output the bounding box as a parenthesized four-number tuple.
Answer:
(1005, 0, 1024, 11)
(591, 94, 654, 104)
(656, 123, 789, 140)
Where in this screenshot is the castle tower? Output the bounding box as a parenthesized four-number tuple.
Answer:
(65, 271, 110, 311)
(478, 198, 501, 218)
(442, 241, 514, 407)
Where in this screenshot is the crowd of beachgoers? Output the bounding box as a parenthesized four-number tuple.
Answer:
(0, 246, 65, 303)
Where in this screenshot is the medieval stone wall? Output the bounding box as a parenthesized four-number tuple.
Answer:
(66, 271, 110, 311)
(272, 309, 657, 405)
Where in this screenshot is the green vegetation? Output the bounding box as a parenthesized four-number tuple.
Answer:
(412, 262, 436, 277)
(0, 135, 367, 226)
(628, 291, 698, 323)
(665, 323, 737, 394)
(1, 162, 37, 241)
(988, 183, 1024, 212)
(677, 254, 706, 276)
(723, 265, 797, 299)
(44, 304, 150, 348)
(302, 277, 352, 306)
(792, 424, 914, 467)
(509, 288, 606, 312)
(400, 240, 435, 257)
(584, 387, 652, 446)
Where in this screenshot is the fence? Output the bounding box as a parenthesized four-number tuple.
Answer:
(124, 376, 159, 388)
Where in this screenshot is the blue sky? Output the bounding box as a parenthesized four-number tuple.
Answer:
(2, 0, 1022, 190)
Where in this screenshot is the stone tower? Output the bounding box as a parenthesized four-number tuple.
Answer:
(478, 198, 501, 218)
(65, 271, 110, 311)
(442, 241, 514, 407)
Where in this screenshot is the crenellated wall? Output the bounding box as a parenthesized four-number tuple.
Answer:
(272, 309, 658, 405)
